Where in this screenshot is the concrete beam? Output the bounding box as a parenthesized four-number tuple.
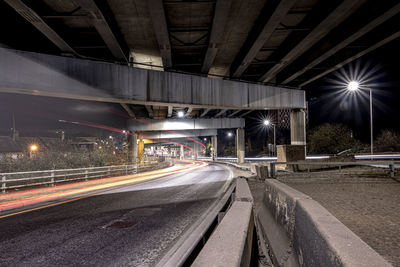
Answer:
(145, 105, 154, 118)
(148, 0, 172, 68)
(215, 109, 227, 117)
(227, 110, 241, 118)
(167, 106, 173, 118)
(186, 107, 193, 117)
(0, 48, 305, 110)
(76, 0, 130, 62)
(239, 110, 253, 117)
(282, 3, 400, 85)
(300, 30, 400, 87)
(201, 0, 233, 73)
(4, 0, 76, 54)
(120, 103, 135, 118)
(142, 129, 217, 139)
(259, 0, 365, 82)
(230, 0, 297, 77)
(127, 118, 244, 131)
(200, 109, 211, 117)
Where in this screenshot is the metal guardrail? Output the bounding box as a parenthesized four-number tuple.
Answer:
(1, 161, 172, 192)
(269, 161, 398, 178)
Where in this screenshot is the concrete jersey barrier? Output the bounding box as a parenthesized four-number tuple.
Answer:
(192, 178, 254, 267)
(261, 179, 392, 267)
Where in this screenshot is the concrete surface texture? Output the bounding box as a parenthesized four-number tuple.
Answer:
(192, 200, 254, 267)
(282, 174, 400, 266)
(0, 163, 232, 266)
(249, 178, 391, 267)
(0, 48, 305, 109)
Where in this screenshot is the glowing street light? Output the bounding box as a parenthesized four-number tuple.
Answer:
(263, 120, 271, 126)
(227, 132, 233, 137)
(347, 80, 374, 155)
(177, 111, 184, 118)
(347, 80, 359, 91)
(203, 138, 207, 141)
(30, 144, 38, 152)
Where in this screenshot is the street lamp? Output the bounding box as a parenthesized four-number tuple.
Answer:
(263, 120, 276, 156)
(347, 80, 374, 155)
(227, 132, 233, 137)
(30, 144, 38, 152)
(177, 111, 184, 118)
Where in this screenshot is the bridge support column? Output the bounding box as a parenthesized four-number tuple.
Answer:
(194, 142, 198, 160)
(211, 135, 218, 161)
(236, 128, 245, 164)
(127, 132, 137, 164)
(278, 109, 306, 162)
(137, 135, 145, 164)
(180, 145, 184, 160)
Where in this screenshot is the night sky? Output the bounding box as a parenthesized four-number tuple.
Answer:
(304, 38, 400, 142)
(0, 38, 399, 142)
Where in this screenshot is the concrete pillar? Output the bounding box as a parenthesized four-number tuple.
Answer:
(194, 142, 198, 160)
(236, 128, 245, 164)
(211, 135, 218, 161)
(290, 109, 306, 145)
(283, 109, 306, 162)
(180, 145, 184, 160)
(127, 133, 137, 164)
(137, 135, 144, 164)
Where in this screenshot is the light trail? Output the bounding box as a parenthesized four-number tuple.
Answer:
(0, 161, 208, 218)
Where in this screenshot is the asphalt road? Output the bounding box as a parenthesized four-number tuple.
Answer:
(0, 163, 232, 267)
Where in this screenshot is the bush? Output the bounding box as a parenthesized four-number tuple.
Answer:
(0, 147, 127, 173)
(308, 124, 363, 154)
(375, 130, 400, 152)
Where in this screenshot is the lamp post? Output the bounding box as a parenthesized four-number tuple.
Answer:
(264, 120, 276, 156)
(347, 81, 373, 155)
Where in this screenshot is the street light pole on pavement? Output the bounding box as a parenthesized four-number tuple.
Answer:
(348, 81, 373, 155)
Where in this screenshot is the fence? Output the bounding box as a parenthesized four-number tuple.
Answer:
(1, 161, 172, 192)
(269, 161, 398, 179)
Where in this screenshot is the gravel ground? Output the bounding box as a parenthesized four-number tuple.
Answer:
(279, 172, 400, 267)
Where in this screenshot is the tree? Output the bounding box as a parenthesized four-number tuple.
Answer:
(308, 124, 362, 154)
(375, 130, 400, 152)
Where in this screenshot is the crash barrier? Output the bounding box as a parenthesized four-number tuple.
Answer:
(1, 161, 173, 192)
(156, 178, 257, 267)
(258, 179, 391, 267)
(192, 178, 255, 267)
(269, 161, 398, 178)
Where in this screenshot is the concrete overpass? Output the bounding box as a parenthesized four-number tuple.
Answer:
(2, 0, 397, 164)
(0, 47, 307, 163)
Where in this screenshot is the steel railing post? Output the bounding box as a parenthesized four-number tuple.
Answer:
(85, 169, 88, 181)
(51, 171, 55, 186)
(2, 175, 6, 193)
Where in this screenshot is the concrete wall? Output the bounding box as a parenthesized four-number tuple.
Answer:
(0, 48, 306, 110)
(260, 179, 391, 267)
